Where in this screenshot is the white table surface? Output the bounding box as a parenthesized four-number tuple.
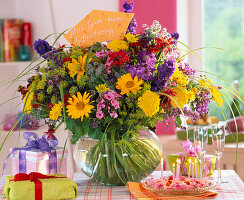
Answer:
(0, 170, 244, 200)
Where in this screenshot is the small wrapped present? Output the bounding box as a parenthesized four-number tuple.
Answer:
(3, 172, 78, 200)
(167, 140, 216, 177)
(3, 132, 68, 176)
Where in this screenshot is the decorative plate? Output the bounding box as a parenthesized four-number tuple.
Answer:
(142, 181, 216, 196)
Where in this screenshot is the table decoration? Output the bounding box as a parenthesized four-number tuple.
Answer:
(3, 172, 77, 200)
(3, 132, 68, 176)
(3, 0, 234, 186)
(167, 140, 216, 177)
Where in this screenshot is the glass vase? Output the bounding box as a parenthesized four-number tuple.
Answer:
(73, 129, 163, 185)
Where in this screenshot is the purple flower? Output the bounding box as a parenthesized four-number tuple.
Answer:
(150, 58, 175, 91)
(33, 39, 54, 59)
(138, 50, 155, 68)
(123, 1, 134, 13)
(123, 1, 137, 35)
(170, 32, 179, 40)
(194, 91, 211, 115)
(178, 63, 196, 76)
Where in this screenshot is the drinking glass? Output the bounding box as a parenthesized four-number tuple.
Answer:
(212, 125, 228, 183)
(194, 127, 208, 179)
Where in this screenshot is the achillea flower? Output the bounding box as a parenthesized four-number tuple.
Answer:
(96, 84, 110, 93)
(125, 33, 138, 43)
(66, 92, 94, 121)
(107, 40, 129, 52)
(49, 102, 62, 120)
(138, 90, 161, 117)
(209, 86, 223, 107)
(67, 53, 92, 81)
(116, 73, 143, 95)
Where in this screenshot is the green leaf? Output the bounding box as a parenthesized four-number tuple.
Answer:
(175, 116, 182, 128)
(88, 128, 103, 140)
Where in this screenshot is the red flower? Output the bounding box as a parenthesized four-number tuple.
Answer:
(160, 88, 176, 110)
(44, 125, 56, 139)
(107, 50, 130, 68)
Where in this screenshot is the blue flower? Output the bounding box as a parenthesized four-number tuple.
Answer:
(33, 39, 55, 59)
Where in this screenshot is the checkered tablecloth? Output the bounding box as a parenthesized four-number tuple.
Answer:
(0, 170, 244, 199)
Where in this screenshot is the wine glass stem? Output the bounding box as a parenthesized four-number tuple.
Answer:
(218, 157, 221, 179)
(200, 161, 203, 179)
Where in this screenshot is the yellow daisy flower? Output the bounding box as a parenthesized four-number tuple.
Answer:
(67, 53, 92, 81)
(209, 86, 223, 107)
(138, 90, 161, 117)
(171, 86, 193, 108)
(171, 67, 188, 86)
(116, 73, 143, 95)
(49, 102, 62, 120)
(23, 91, 34, 114)
(125, 33, 138, 43)
(66, 92, 94, 121)
(107, 40, 129, 52)
(96, 83, 110, 93)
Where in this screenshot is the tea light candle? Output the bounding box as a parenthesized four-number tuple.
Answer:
(188, 159, 191, 179)
(195, 158, 198, 180)
(172, 163, 175, 184)
(161, 158, 164, 182)
(192, 161, 195, 184)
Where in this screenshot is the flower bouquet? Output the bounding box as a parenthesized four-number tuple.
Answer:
(15, 2, 225, 185)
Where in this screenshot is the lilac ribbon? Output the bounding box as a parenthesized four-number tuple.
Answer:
(3, 132, 58, 175)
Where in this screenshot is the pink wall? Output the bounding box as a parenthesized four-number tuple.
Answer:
(119, 0, 177, 33)
(119, 0, 177, 135)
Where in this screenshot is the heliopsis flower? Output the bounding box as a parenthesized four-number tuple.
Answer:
(138, 90, 161, 117)
(171, 87, 193, 108)
(107, 40, 129, 52)
(49, 102, 62, 120)
(209, 86, 223, 107)
(125, 33, 138, 43)
(23, 91, 34, 114)
(96, 84, 109, 93)
(67, 53, 92, 81)
(171, 67, 188, 86)
(116, 73, 143, 95)
(66, 92, 94, 121)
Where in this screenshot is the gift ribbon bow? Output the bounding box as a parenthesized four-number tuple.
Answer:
(3, 132, 58, 175)
(10, 172, 65, 200)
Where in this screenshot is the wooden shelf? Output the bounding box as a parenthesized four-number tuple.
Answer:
(0, 61, 32, 67)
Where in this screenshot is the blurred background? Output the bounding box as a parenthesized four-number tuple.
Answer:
(0, 0, 243, 179)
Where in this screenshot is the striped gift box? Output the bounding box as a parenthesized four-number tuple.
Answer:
(11, 147, 68, 175)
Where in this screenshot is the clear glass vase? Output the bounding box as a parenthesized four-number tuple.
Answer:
(73, 129, 163, 185)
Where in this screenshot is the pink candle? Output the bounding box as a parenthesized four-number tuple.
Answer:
(161, 158, 164, 182)
(192, 162, 195, 184)
(195, 159, 198, 180)
(172, 163, 175, 184)
(176, 158, 180, 181)
(188, 159, 191, 179)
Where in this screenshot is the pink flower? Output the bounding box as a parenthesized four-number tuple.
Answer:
(97, 99, 105, 110)
(96, 110, 104, 119)
(110, 111, 118, 118)
(111, 99, 120, 109)
(96, 50, 108, 58)
(104, 91, 114, 101)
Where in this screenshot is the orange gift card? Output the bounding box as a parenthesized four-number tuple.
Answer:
(64, 10, 134, 48)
